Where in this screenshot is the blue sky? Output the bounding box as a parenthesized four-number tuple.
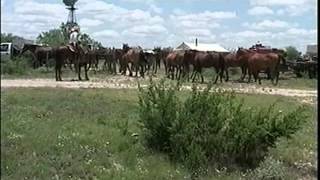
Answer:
(1, 0, 317, 52)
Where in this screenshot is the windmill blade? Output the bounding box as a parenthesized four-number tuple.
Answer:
(63, 0, 78, 6)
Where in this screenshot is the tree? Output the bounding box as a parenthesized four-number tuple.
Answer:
(36, 23, 103, 48)
(285, 46, 301, 60)
(36, 29, 67, 46)
(1, 33, 21, 43)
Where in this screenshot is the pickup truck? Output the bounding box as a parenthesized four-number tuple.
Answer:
(0, 42, 21, 60)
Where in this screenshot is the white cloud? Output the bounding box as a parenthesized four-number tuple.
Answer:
(1, 0, 67, 38)
(122, 25, 167, 37)
(92, 30, 120, 38)
(250, 0, 310, 6)
(149, 4, 163, 14)
(172, 8, 186, 15)
(1, 0, 5, 8)
(243, 20, 293, 30)
(173, 10, 236, 21)
(248, 6, 274, 15)
(286, 28, 317, 36)
(219, 28, 317, 53)
(249, 0, 316, 16)
(79, 18, 104, 27)
(184, 29, 212, 37)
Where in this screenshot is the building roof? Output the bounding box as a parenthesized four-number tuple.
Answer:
(306, 45, 317, 54)
(175, 42, 229, 53)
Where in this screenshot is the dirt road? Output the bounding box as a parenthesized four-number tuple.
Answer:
(1, 78, 317, 104)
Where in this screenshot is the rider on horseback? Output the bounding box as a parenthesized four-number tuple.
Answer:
(69, 25, 80, 52)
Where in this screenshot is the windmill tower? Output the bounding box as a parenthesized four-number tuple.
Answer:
(63, 0, 79, 32)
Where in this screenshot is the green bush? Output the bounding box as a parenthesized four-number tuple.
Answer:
(138, 79, 307, 175)
(1, 57, 31, 75)
(138, 79, 180, 152)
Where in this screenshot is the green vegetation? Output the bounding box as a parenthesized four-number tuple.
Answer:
(36, 23, 102, 48)
(1, 57, 33, 75)
(285, 46, 301, 60)
(138, 80, 308, 178)
(1, 87, 316, 179)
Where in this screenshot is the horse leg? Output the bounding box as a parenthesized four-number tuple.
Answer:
(140, 64, 145, 78)
(78, 64, 82, 81)
(198, 70, 203, 83)
(241, 66, 247, 81)
(254, 71, 260, 84)
(225, 67, 229, 82)
(85, 64, 89, 81)
(113, 61, 117, 75)
(58, 67, 62, 81)
(217, 68, 223, 83)
(171, 67, 175, 80)
(154, 60, 158, 74)
(247, 68, 252, 83)
(55, 66, 59, 81)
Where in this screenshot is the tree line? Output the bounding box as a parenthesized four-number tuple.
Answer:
(1, 23, 102, 49)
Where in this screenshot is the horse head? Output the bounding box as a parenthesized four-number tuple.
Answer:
(122, 43, 130, 53)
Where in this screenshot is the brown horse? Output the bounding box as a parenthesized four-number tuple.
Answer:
(165, 51, 185, 80)
(161, 48, 173, 75)
(144, 51, 157, 75)
(54, 45, 91, 81)
(247, 52, 282, 85)
(236, 48, 286, 84)
(121, 44, 147, 77)
(223, 52, 247, 81)
(20, 44, 53, 69)
(184, 50, 224, 83)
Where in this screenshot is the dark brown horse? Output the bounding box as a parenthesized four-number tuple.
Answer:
(20, 44, 53, 69)
(101, 47, 117, 74)
(165, 51, 185, 80)
(121, 44, 147, 77)
(144, 51, 157, 75)
(223, 52, 247, 81)
(54, 45, 91, 81)
(184, 50, 224, 83)
(161, 47, 173, 75)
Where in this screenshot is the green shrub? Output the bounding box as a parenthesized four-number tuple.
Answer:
(138, 79, 307, 175)
(138, 79, 180, 152)
(1, 57, 31, 75)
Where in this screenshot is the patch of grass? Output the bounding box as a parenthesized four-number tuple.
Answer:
(1, 88, 316, 179)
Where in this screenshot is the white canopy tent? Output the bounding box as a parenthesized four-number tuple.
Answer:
(174, 42, 229, 53)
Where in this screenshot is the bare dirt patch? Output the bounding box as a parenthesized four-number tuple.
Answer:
(1, 77, 317, 105)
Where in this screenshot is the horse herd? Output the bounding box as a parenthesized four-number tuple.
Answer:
(21, 43, 288, 85)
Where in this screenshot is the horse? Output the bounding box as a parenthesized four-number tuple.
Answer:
(223, 52, 247, 82)
(236, 47, 286, 83)
(54, 45, 91, 81)
(184, 50, 224, 83)
(161, 48, 173, 75)
(102, 48, 117, 74)
(20, 44, 53, 69)
(121, 44, 147, 77)
(165, 51, 185, 80)
(144, 51, 157, 75)
(246, 52, 283, 85)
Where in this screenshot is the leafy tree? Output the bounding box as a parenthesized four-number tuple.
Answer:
(1, 33, 22, 43)
(285, 46, 301, 60)
(36, 23, 103, 49)
(36, 29, 67, 46)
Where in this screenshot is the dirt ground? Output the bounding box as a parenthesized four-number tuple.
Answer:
(1, 76, 317, 105)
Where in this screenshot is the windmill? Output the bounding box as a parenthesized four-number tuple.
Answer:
(63, 0, 79, 31)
